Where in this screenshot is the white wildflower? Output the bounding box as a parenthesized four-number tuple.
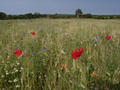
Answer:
(14, 68, 17, 71)
(10, 64, 13, 67)
(16, 85, 20, 88)
(20, 67, 23, 70)
(13, 79, 18, 83)
(8, 80, 12, 83)
(16, 63, 20, 66)
(61, 50, 65, 54)
(1, 75, 5, 78)
(11, 72, 15, 74)
(15, 70, 18, 72)
(6, 71, 9, 75)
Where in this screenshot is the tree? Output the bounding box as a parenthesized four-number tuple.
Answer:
(0, 12, 7, 20)
(24, 13, 33, 19)
(75, 9, 83, 18)
(83, 13, 92, 18)
(33, 12, 41, 18)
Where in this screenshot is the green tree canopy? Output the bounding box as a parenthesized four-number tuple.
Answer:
(75, 9, 83, 18)
(0, 12, 7, 20)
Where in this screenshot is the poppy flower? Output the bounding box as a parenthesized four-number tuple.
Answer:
(91, 72, 97, 77)
(106, 35, 111, 40)
(61, 64, 66, 69)
(8, 21, 12, 24)
(31, 32, 35, 36)
(71, 48, 83, 60)
(14, 49, 22, 57)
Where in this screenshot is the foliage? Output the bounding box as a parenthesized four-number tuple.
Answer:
(0, 12, 7, 20)
(75, 8, 83, 18)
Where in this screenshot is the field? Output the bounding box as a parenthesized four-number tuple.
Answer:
(0, 19, 120, 90)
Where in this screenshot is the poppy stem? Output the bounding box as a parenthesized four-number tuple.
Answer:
(72, 59, 77, 71)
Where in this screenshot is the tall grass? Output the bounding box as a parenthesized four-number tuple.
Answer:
(0, 19, 120, 90)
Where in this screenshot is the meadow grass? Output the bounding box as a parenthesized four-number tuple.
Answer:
(0, 19, 120, 90)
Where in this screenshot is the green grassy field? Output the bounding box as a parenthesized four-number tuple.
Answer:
(0, 19, 120, 90)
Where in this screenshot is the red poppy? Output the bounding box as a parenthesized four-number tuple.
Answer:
(8, 21, 12, 24)
(14, 49, 22, 57)
(106, 35, 111, 40)
(31, 32, 35, 36)
(71, 48, 83, 60)
(91, 72, 97, 77)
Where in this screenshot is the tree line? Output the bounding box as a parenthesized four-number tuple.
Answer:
(0, 9, 120, 20)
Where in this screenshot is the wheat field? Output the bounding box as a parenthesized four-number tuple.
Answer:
(0, 19, 120, 90)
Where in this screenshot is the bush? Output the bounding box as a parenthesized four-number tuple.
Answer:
(0, 12, 7, 20)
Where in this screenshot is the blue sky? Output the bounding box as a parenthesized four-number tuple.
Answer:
(0, 0, 120, 15)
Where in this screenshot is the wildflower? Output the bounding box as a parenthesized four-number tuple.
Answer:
(6, 72, 9, 75)
(71, 48, 83, 60)
(8, 80, 12, 83)
(20, 67, 23, 70)
(16, 63, 20, 65)
(40, 29, 43, 32)
(93, 40, 98, 44)
(5, 52, 8, 55)
(16, 47, 19, 50)
(106, 35, 111, 40)
(61, 64, 66, 69)
(91, 72, 97, 77)
(24, 46, 26, 49)
(11, 72, 15, 74)
(32, 52, 35, 55)
(16, 85, 20, 88)
(69, 77, 72, 80)
(14, 49, 22, 57)
(31, 32, 35, 36)
(40, 52, 44, 56)
(13, 79, 18, 82)
(15, 70, 18, 72)
(1, 75, 5, 78)
(23, 32, 26, 36)
(8, 21, 12, 24)
(61, 50, 65, 54)
(22, 55, 24, 58)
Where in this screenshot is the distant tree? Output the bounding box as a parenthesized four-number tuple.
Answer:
(24, 13, 33, 19)
(83, 13, 92, 18)
(0, 12, 7, 20)
(7, 15, 13, 19)
(33, 12, 41, 18)
(75, 9, 83, 18)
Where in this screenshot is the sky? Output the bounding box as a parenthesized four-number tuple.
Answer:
(0, 0, 120, 15)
